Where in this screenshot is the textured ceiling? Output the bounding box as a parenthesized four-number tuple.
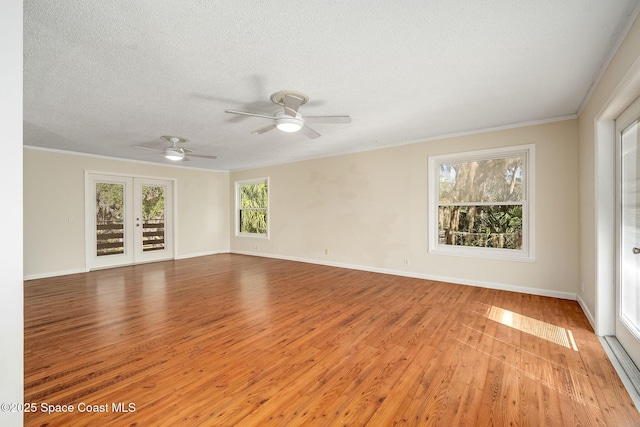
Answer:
(24, 1, 640, 171)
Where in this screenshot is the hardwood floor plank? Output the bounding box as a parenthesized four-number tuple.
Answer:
(23, 254, 640, 426)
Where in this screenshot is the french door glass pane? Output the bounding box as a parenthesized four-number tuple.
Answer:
(96, 183, 125, 256)
(621, 121, 640, 336)
(141, 185, 165, 252)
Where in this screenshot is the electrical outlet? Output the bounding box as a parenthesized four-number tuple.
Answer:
(254, 244, 258, 250)
(324, 248, 329, 255)
(404, 258, 410, 266)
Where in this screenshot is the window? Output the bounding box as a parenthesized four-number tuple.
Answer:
(428, 145, 534, 261)
(236, 178, 269, 237)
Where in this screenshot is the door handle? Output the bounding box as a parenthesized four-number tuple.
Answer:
(633, 247, 640, 255)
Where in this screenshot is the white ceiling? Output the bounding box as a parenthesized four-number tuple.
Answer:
(24, 1, 640, 171)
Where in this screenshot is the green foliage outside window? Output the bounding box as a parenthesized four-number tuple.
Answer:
(96, 183, 124, 221)
(96, 184, 165, 222)
(239, 182, 268, 234)
(141, 186, 165, 221)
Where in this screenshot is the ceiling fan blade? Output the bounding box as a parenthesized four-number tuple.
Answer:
(305, 115, 351, 124)
(252, 124, 277, 135)
(283, 94, 304, 117)
(133, 145, 163, 152)
(300, 125, 321, 139)
(225, 109, 276, 120)
(188, 153, 218, 159)
(180, 157, 191, 162)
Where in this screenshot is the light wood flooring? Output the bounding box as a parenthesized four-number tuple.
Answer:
(24, 254, 640, 426)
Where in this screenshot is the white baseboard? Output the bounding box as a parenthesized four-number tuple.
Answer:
(576, 294, 596, 331)
(231, 250, 577, 301)
(24, 268, 88, 281)
(175, 250, 229, 260)
(24, 250, 229, 280)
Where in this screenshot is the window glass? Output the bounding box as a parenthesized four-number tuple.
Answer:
(237, 179, 268, 236)
(439, 157, 523, 203)
(429, 146, 534, 260)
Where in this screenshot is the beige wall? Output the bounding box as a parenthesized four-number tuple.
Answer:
(577, 12, 640, 331)
(231, 119, 579, 297)
(23, 148, 230, 278)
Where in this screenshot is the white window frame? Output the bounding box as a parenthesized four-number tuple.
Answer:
(428, 144, 535, 262)
(235, 177, 269, 238)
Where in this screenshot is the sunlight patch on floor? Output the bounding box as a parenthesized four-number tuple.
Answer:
(486, 306, 578, 351)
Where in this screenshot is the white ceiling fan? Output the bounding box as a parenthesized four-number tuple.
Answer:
(133, 136, 218, 161)
(225, 90, 351, 139)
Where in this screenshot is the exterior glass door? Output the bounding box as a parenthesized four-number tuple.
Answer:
(86, 174, 173, 270)
(132, 178, 173, 264)
(616, 97, 640, 368)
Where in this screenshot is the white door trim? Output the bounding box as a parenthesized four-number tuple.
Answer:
(594, 56, 640, 336)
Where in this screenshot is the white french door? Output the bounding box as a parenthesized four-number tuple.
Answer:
(616, 96, 640, 368)
(86, 173, 174, 270)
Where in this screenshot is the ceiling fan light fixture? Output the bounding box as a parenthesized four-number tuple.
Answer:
(276, 122, 302, 132)
(275, 113, 303, 133)
(164, 147, 184, 161)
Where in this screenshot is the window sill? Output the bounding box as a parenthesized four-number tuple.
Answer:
(236, 233, 269, 239)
